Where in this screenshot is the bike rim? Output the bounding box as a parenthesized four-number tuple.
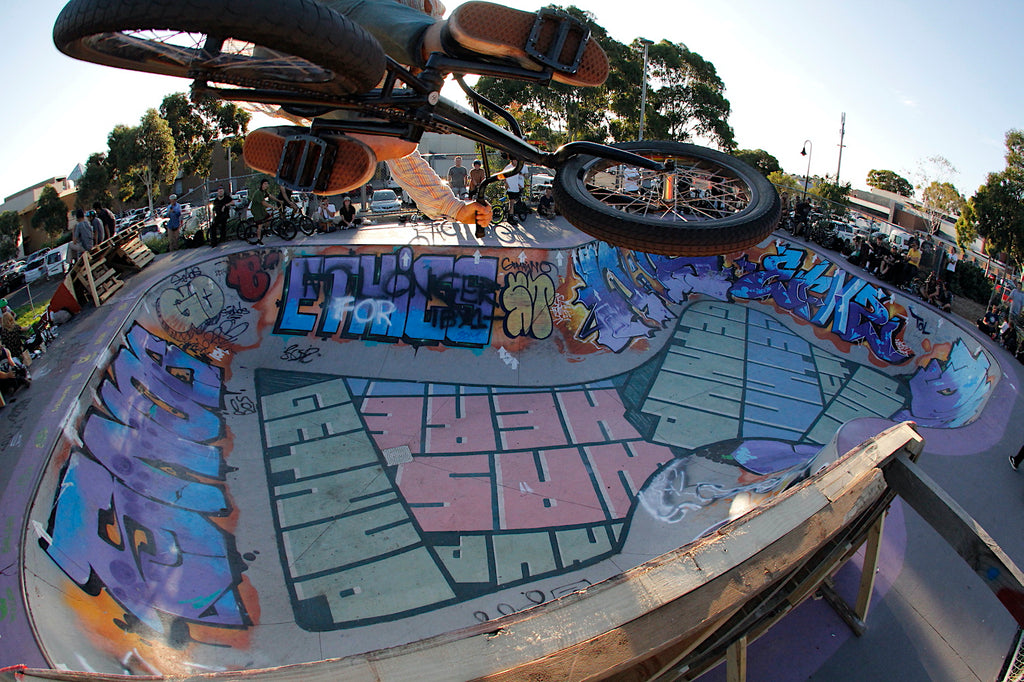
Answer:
(579, 153, 756, 223)
(80, 31, 337, 87)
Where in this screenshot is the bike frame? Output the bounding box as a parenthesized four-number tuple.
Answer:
(194, 52, 664, 198)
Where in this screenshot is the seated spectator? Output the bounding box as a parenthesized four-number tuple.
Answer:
(537, 187, 556, 218)
(978, 305, 1001, 338)
(847, 236, 865, 267)
(935, 280, 953, 313)
(920, 274, 940, 304)
(338, 196, 362, 230)
(316, 198, 344, 232)
(0, 341, 30, 398)
(0, 312, 30, 367)
(1003, 324, 1019, 355)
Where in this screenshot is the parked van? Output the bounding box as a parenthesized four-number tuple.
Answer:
(45, 243, 71, 278)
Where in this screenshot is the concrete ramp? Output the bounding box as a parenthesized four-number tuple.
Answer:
(12, 233, 1012, 676)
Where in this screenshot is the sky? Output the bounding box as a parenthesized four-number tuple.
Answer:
(2, 0, 1021, 203)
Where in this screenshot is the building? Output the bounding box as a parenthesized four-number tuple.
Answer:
(0, 176, 76, 256)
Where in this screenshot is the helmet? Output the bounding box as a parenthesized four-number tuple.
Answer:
(87, 210, 96, 218)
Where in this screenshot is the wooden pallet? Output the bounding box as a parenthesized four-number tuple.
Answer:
(72, 250, 124, 307)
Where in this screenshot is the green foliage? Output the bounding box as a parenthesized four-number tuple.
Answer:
(14, 300, 49, 329)
(107, 109, 179, 213)
(31, 185, 70, 237)
(810, 179, 852, 206)
(75, 152, 114, 210)
(971, 130, 1024, 265)
(733, 149, 781, 177)
(866, 169, 913, 197)
(0, 211, 21, 261)
(951, 259, 992, 305)
(955, 197, 978, 247)
(921, 180, 964, 232)
(475, 8, 734, 149)
(160, 92, 251, 178)
(766, 171, 802, 194)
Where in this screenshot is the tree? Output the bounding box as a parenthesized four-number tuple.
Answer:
(107, 109, 179, 216)
(474, 8, 734, 149)
(866, 169, 913, 197)
(920, 180, 965, 234)
(733, 149, 781, 177)
(955, 197, 978, 247)
(31, 185, 70, 238)
(973, 130, 1024, 264)
(766, 170, 802, 195)
(75, 152, 114, 210)
(160, 92, 250, 178)
(0, 211, 21, 261)
(810, 178, 852, 218)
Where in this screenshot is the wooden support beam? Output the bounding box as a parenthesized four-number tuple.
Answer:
(726, 636, 747, 682)
(884, 453, 1024, 627)
(818, 579, 866, 637)
(855, 512, 886, 623)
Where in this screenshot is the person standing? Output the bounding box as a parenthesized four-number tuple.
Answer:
(501, 161, 525, 227)
(210, 186, 233, 246)
(93, 202, 117, 238)
(944, 246, 959, 284)
(70, 209, 94, 262)
(468, 159, 486, 196)
(250, 179, 274, 244)
(166, 194, 183, 251)
(447, 156, 469, 199)
(88, 210, 106, 245)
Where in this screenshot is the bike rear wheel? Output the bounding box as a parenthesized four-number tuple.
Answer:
(276, 216, 299, 241)
(490, 204, 506, 225)
(53, 0, 385, 96)
(553, 141, 780, 256)
(239, 218, 259, 244)
(296, 216, 318, 237)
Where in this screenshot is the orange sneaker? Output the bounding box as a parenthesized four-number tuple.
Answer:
(443, 2, 608, 87)
(243, 126, 376, 195)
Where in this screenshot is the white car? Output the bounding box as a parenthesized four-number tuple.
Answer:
(370, 189, 402, 213)
(23, 251, 49, 283)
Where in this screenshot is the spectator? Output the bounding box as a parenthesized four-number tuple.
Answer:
(88, 210, 106, 245)
(166, 193, 183, 251)
(978, 306, 1001, 338)
(0, 341, 30, 398)
(250, 180, 274, 244)
(209, 186, 233, 246)
(537, 187, 556, 218)
(935, 280, 953, 313)
(793, 198, 811, 237)
(0, 312, 29, 367)
(468, 159, 486, 195)
(316, 197, 344, 232)
(943, 246, 959, 284)
(338, 196, 362, 230)
(447, 156, 469, 198)
(919, 274, 939, 305)
(501, 159, 525, 230)
(70, 209, 94, 262)
(93, 202, 117, 238)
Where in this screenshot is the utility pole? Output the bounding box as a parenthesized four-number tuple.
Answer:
(836, 112, 846, 184)
(638, 39, 653, 141)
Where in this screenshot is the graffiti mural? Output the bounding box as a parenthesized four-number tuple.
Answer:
(40, 324, 248, 647)
(28, 237, 1002, 673)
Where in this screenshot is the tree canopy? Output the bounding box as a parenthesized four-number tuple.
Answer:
(160, 92, 250, 178)
(75, 152, 113, 211)
(31, 185, 70, 238)
(0, 211, 20, 261)
(474, 7, 734, 150)
(107, 109, 179, 215)
(973, 129, 1024, 264)
(733, 149, 781, 177)
(866, 169, 913, 197)
(920, 180, 964, 234)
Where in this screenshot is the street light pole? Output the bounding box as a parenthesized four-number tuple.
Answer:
(835, 112, 846, 184)
(801, 140, 813, 200)
(638, 39, 653, 141)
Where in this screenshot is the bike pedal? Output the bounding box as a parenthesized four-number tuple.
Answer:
(526, 8, 590, 74)
(277, 135, 332, 193)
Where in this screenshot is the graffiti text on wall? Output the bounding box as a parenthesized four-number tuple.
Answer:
(42, 325, 248, 642)
(730, 243, 913, 364)
(275, 247, 499, 347)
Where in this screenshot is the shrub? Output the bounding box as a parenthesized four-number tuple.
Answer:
(952, 261, 993, 305)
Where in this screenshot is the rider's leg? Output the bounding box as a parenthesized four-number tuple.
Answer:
(321, 0, 608, 87)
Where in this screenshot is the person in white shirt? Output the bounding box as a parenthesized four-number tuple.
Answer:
(316, 198, 344, 232)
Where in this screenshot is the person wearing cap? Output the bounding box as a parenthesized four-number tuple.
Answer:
(88, 209, 106, 245)
(166, 193, 183, 251)
(93, 202, 117, 239)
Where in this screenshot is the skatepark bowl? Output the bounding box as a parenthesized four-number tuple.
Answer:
(2, 226, 1022, 680)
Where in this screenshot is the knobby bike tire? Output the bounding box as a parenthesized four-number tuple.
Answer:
(553, 141, 781, 257)
(53, 0, 385, 96)
(490, 204, 506, 225)
(239, 218, 258, 244)
(297, 216, 318, 236)
(277, 217, 299, 241)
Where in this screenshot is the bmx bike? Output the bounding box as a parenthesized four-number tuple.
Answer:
(53, 0, 780, 256)
(239, 209, 299, 244)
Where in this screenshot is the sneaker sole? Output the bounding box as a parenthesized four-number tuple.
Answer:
(243, 127, 377, 195)
(447, 2, 608, 87)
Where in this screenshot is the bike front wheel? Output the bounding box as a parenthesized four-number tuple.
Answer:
(490, 204, 506, 225)
(296, 216, 318, 236)
(53, 0, 385, 96)
(553, 141, 781, 256)
(276, 217, 299, 241)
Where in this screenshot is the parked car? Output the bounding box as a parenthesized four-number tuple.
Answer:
(370, 189, 402, 213)
(0, 263, 25, 295)
(45, 243, 72, 278)
(23, 250, 50, 283)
